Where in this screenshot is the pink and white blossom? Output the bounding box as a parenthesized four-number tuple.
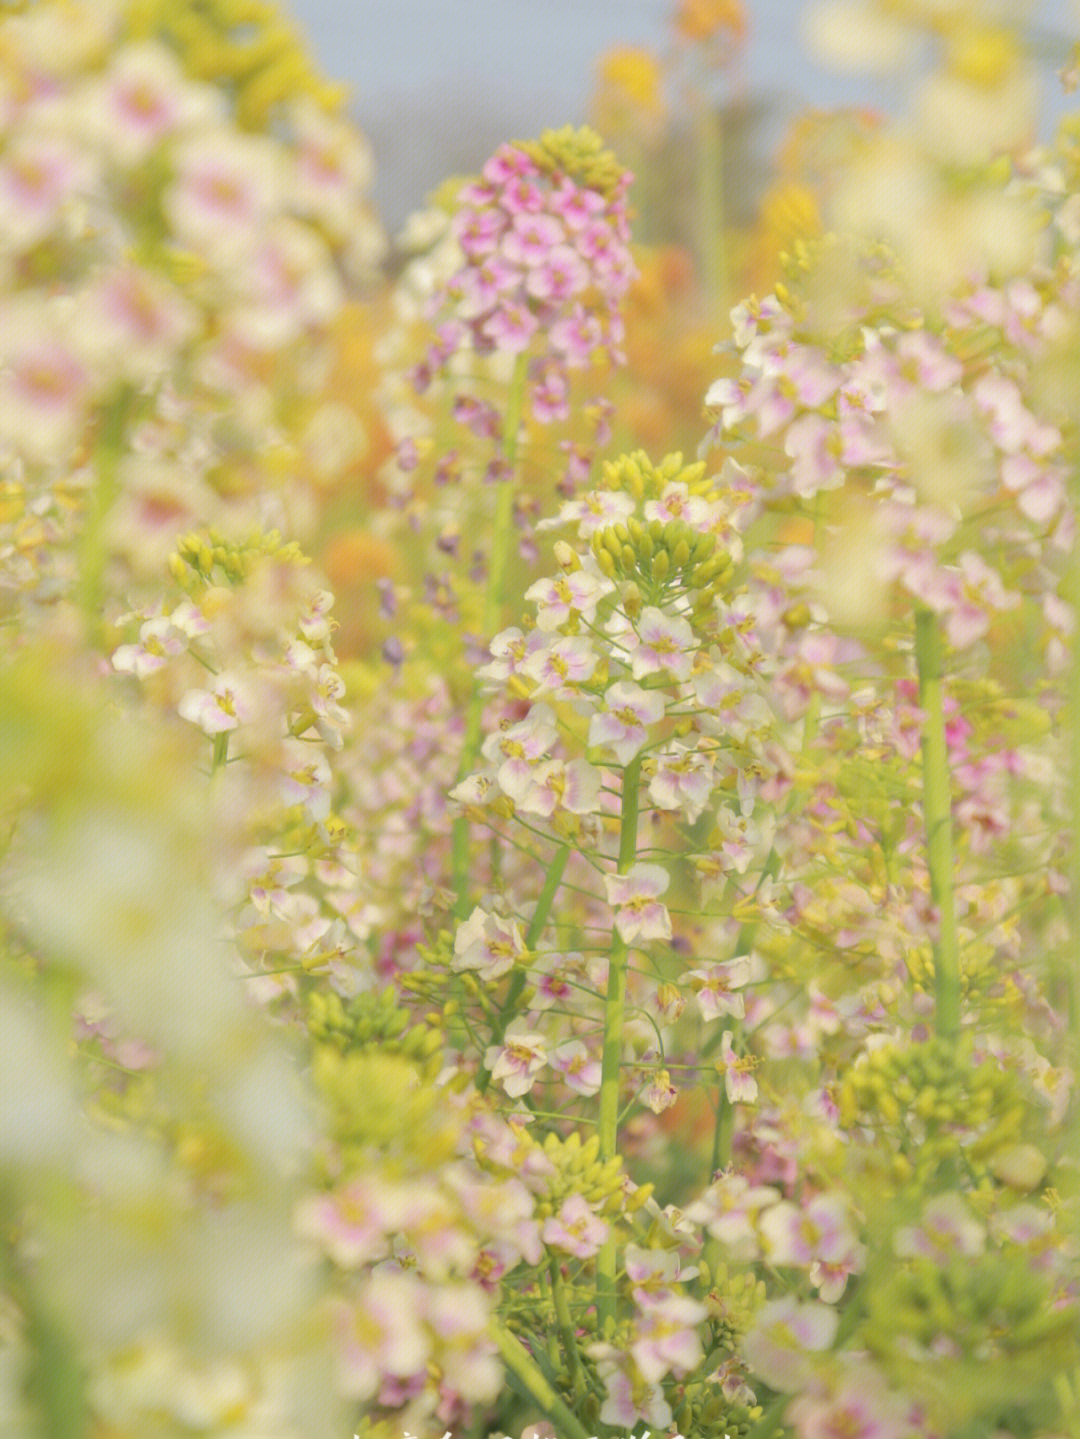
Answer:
(484, 1020, 547, 1098)
(541, 1194, 609, 1259)
(588, 680, 666, 765)
(605, 863, 672, 943)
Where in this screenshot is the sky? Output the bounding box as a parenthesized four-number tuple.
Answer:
(288, 0, 1076, 232)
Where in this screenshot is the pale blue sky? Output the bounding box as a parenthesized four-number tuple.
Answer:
(288, 0, 1074, 231)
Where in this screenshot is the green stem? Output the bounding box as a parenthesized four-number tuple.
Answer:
(452, 352, 530, 920)
(596, 755, 642, 1333)
(549, 1257, 587, 1401)
(77, 386, 135, 647)
(1, 1185, 86, 1439)
(491, 1321, 592, 1439)
(477, 842, 570, 1095)
(914, 608, 960, 1040)
(1065, 514, 1080, 1151)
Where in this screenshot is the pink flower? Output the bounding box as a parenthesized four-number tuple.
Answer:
(525, 244, 588, 301)
(629, 606, 697, 682)
(542, 1194, 609, 1259)
(550, 304, 603, 367)
(549, 1038, 602, 1096)
(589, 680, 666, 766)
(279, 742, 333, 819)
(521, 635, 599, 697)
(688, 957, 751, 1022)
(741, 1296, 839, 1394)
(453, 907, 525, 982)
(639, 1068, 678, 1114)
(648, 744, 716, 822)
(164, 132, 282, 259)
(759, 1194, 864, 1271)
(893, 1192, 985, 1261)
(591, 1350, 672, 1429)
(482, 300, 539, 354)
(484, 1020, 547, 1098)
(177, 673, 255, 735)
(517, 758, 602, 818)
(83, 41, 222, 164)
(295, 1179, 388, 1267)
(525, 569, 613, 630)
(787, 1365, 912, 1439)
(605, 863, 672, 943)
(784, 412, 844, 498)
(719, 1030, 758, 1104)
(0, 133, 97, 248)
(631, 1293, 709, 1384)
(481, 704, 559, 798)
(684, 1174, 780, 1261)
(334, 1272, 431, 1399)
(502, 211, 565, 265)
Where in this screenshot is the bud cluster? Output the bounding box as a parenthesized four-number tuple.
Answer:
(307, 987, 444, 1082)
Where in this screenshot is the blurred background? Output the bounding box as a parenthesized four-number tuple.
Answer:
(292, 0, 1077, 235)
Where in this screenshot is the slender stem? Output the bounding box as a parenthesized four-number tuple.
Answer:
(1065, 510, 1080, 1149)
(596, 755, 642, 1333)
(77, 386, 135, 648)
(476, 843, 570, 1095)
(914, 608, 960, 1040)
(491, 1320, 593, 1439)
(549, 1257, 587, 1401)
(452, 352, 530, 919)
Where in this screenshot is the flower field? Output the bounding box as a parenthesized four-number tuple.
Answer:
(4, 1, 1080, 1436)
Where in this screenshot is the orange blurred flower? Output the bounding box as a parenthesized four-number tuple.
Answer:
(674, 0, 747, 44)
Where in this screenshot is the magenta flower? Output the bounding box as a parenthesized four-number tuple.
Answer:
(542, 1194, 609, 1259)
(588, 680, 666, 766)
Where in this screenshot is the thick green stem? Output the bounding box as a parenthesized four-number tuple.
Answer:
(452, 352, 530, 919)
(914, 608, 960, 1040)
(596, 756, 641, 1332)
(492, 1320, 592, 1439)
